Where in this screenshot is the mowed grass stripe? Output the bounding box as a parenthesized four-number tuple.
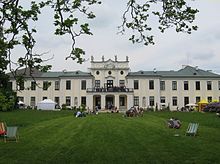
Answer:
(0, 111, 220, 164)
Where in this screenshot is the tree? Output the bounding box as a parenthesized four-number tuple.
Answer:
(0, 0, 198, 84)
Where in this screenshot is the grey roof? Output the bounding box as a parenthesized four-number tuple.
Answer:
(127, 66, 220, 78)
(41, 70, 92, 78)
(8, 68, 92, 79)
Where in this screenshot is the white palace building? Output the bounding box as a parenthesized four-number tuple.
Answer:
(9, 56, 220, 111)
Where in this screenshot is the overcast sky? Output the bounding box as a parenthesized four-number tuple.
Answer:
(13, 0, 220, 73)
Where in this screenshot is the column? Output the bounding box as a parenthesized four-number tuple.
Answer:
(101, 95, 105, 110)
(115, 94, 119, 109)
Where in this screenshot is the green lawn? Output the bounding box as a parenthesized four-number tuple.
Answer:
(0, 110, 220, 164)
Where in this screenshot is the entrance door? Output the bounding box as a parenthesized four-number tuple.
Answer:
(106, 96, 114, 109)
(107, 80, 113, 89)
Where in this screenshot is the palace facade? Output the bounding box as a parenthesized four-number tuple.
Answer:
(9, 56, 220, 111)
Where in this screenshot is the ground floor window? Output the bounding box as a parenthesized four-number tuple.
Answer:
(30, 97, 35, 107)
(207, 96, 212, 103)
(55, 97, 60, 106)
(66, 96, 71, 106)
(120, 96, 125, 106)
(160, 96, 166, 104)
(43, 97, 47, 100)
(81, 96, 86, 106)
(134, 96, 139, 106)
(184, 97, 189, 106)
(172, 97, 177, 106)
(196, 96, 200, 103)
(149, 96, 154, 106)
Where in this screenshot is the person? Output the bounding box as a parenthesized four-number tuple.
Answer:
(75, 111, 82, 117)
(167, 117, 174, 128)
(173, 118, 181, 129)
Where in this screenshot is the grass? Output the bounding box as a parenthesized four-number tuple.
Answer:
(0, 110, 220, 164)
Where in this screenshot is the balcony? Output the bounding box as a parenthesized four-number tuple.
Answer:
(87, 87, 134, 93)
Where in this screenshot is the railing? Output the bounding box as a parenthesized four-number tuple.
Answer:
(87, 87, 134, 93)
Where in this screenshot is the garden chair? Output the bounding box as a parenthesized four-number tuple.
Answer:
(4, 126, 19, 142)
(186, 123, 199, 136)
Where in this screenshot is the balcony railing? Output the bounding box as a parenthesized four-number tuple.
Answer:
(87, 87, 134, 93)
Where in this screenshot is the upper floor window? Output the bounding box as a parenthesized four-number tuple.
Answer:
(81, 80, 86, 90)
(43, 81, 49, 90)
(19, 81, 24, 90)
(55, 81, 60, 90)
(172, 81, 177, 90)
(31, 81, 36, 90)
(95, 80, 100, 88)
(184, 81, 188, 90)
(160, 81, 165, 90)
(66, 80, 71, 90)
(96, 71, 100, 75)
(207, 81, 212, 90)
(195, 81, 200, 90)
(119, 80, 125, 87)
(149, 80, 154, 90)
(134, 80, 139, 90)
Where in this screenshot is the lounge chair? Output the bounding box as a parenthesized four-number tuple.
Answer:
(186, 123, 199, 136)
(4, 126, 19, 142)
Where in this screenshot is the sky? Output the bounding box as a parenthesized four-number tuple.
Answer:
(12, 0, 220, 73)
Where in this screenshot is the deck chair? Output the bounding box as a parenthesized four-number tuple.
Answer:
(4, 126, 19, 142)
(0, 122, 6, 136)
(186, 123, 199, 136)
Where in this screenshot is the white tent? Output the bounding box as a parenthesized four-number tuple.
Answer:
(37, 99, 56, 110)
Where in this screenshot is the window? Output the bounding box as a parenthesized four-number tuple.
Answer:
(184, 81, 188, 90)
(18, 96, 24, 102)
(149, 96, 154, 106)
(149, 80, 154, 90)
(55, 81, 60, 90)
(134, 80, 139, 90)
(196, 96, 200, 103)
(120, 96, 125, 106)
(95, 80, 100, 88)
(172, 97, 177, 106)
(96, 71, 100, 75)
(81, 97, 86, 106)
(119, 80, 125, 87)
(81, 80, 86, 90)
(207, 96, 212, 103)
(7, 82, 13, 90)
(43, 97, 47, 100)
(207, 81, 212, 90)
(66, 96, 71, 106)
(19, 81, 24, 90)
(160, 96, 166, 104)
(172, 81, 177, 90)
(195, 81, 200, 90)
(134, 96, 139, 106)
(120, 71, 124, 75)
(43, 81, 49, 90)
(54, 97, 60, 106)
(184, 97, 189, 106)
(108, 71, 112, 75)
(66, 80, 71, 90)
(160, 81, 165, 90)
(218, 81, 220, 90)
(31, 81, 36, 90)
(30, 97, 35, 107)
